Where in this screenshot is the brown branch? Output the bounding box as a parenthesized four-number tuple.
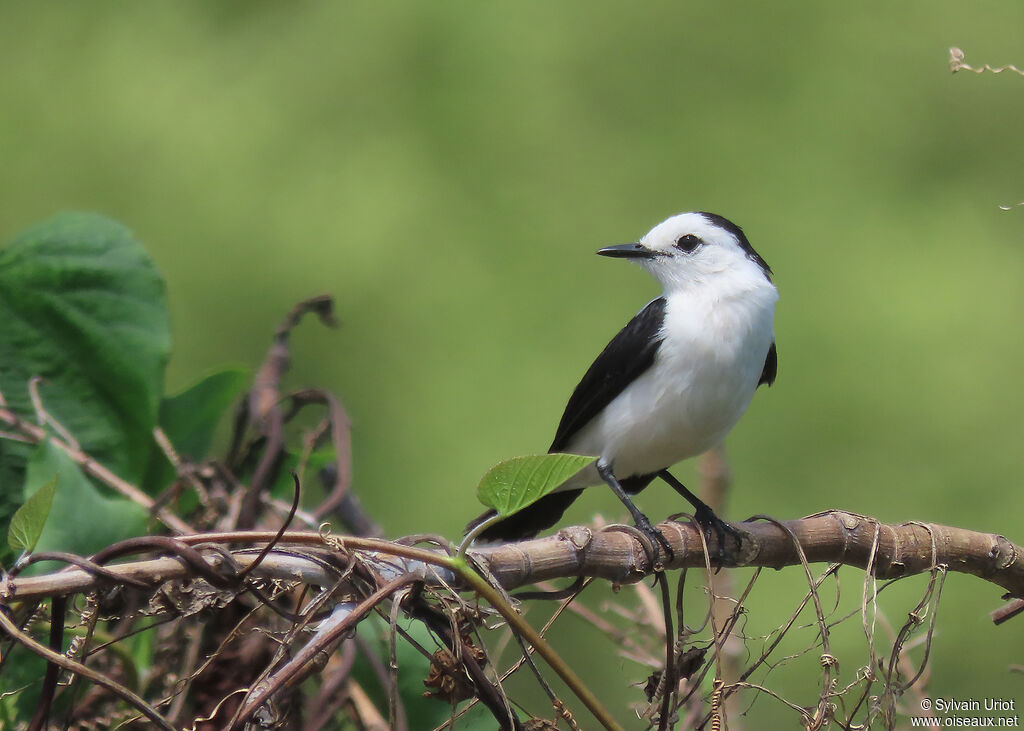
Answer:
(0, 605, 177, 731)
(285, 388, 354, 522)
(992, 598, 1024, 625)
(305, 639, 358, 731)
(478, 511, 1024, 603)
(228, 573, 419, 728)
(3, 511, 1022, 619)
(237, 295, 337, 529)
(0, 405, 195, 536)
(27, 596, 65, 731)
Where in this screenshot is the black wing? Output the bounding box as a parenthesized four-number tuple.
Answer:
(549, 297, 667, 452)
(758, 340, 777, 387)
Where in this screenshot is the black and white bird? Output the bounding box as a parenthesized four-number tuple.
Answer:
(469, 211, 778, 553)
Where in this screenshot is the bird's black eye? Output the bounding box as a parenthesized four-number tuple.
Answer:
(674, 234, 702, 253)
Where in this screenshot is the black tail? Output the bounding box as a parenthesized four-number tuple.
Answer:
(466, 489, 584, 542)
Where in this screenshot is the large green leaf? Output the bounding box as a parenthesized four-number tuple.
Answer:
(142, 368, 250, 495)
(0, 212, 170, 515)
(25, 440, 148, 565)
(476, 453, 597, 517)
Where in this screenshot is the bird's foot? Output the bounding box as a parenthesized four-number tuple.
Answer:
(691, 505, 743, 570)
(595, 460, 674, 569)
(631, 512, 674, 569)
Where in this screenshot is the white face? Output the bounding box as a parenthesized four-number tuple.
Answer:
(635, 212, 771, 292)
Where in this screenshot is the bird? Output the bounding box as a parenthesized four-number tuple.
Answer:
(468, 211, 778, 557)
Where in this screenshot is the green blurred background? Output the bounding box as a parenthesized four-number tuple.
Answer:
(2, 2, 1022, 725)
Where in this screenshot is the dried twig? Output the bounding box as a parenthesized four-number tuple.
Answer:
(949, 47, 1024, 76)
(0, 404, 194, 535)
(237, 295, 337, 529)
(0, 604, 177, 731)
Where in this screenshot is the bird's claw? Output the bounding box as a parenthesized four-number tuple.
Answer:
(633, 514, 674, 569)
(692, 505, 742, 570)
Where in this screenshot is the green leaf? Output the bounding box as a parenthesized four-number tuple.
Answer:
(0, 212, 170, 488)
(7, 476, 56, 553)
(25, 440, 148, 567)
(158, 368, 249, 460)
(476, 453, 597, 516)
(0, 644, 48, 722)
(0, 212, 169, 557)
(142, 368, 250, 494)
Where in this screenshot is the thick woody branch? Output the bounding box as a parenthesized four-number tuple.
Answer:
(478, 511, 1024, 599)
(2, 511, 1021, 611)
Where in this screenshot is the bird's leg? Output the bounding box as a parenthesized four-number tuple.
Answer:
(658, 469, 742, 564)
(596, 460, 673, 565)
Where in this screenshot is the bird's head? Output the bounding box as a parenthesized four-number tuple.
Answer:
(598, 212, 772, 293)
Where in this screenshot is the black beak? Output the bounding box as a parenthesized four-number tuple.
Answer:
(596, 242, 657, 259)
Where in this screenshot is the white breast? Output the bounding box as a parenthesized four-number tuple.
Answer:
(563, 280, 777, 486)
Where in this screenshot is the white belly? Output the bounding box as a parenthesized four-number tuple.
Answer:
(561, 288, 775, 487)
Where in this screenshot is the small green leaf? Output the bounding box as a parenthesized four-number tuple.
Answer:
(477, 453, 597, 516)
(7, 476, 57, 552)
(25, 440, 148, 566)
